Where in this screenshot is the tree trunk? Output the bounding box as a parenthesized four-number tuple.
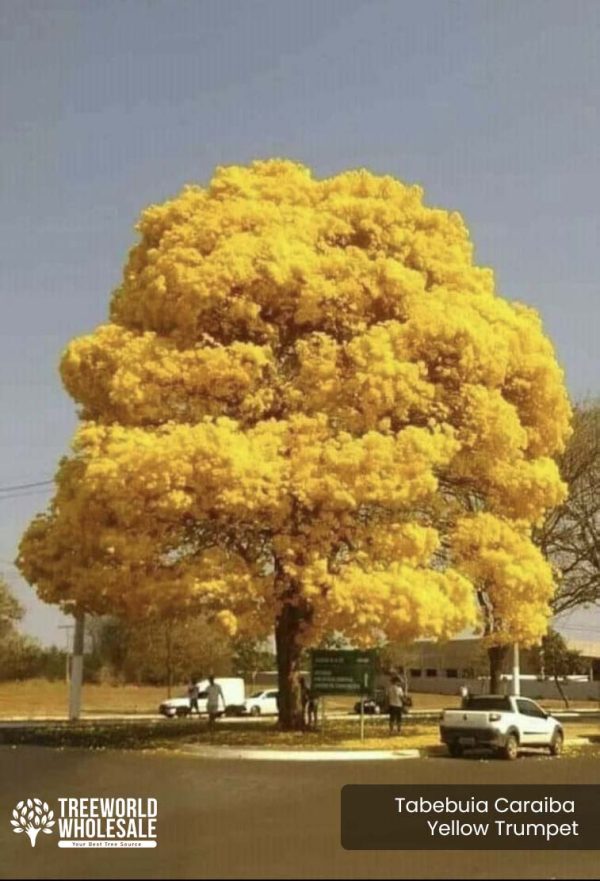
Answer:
(25, 825, 40, 848)
(488, 645, 509, 694)
(554, 674, 570, 709)
(275, 602, 305, 731)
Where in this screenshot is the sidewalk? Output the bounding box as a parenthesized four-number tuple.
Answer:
(179, 744, 421, 761)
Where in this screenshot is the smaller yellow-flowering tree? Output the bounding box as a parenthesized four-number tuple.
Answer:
(18, 161, 571, 727)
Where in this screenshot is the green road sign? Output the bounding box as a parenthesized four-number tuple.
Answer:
(310, 649, 376, 696)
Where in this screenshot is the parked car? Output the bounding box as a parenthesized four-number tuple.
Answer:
(439, 694, 563, 760)
(159, 677, 245, 718)
(353, 696, 384, 715)
(243, 690, 279, 716)
(353, 691, 412, 715)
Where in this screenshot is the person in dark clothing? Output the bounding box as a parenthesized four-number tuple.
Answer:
(187, 678, 200, 715)
(387, 675, 404, 735)
(300, 677, 310, 727)
(299, 676, 319, 729)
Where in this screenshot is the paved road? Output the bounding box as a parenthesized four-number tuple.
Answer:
(1, 746, 599, 879)
(1, 708, 598, 727)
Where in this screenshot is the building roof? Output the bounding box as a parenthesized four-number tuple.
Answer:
(564, 639, 600, 659)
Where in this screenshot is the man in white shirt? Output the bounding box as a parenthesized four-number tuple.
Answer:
(387, 675, 405, 735)
(206, 675, 225, 730)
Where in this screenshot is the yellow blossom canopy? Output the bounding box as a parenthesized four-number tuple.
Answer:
(19, 160, 571, 647)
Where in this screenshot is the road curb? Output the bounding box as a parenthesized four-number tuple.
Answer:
(179, 735, 594, 762)
(179, 745, 421, 761)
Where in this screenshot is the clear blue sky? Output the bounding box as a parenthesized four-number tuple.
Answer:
(1, 0, 599, 645)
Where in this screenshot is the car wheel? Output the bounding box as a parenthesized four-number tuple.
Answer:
(448, 743, 463, 758)
(502, 733, 519, 760)
(164, 709, 176, 719)
(250, 706, 261, 716)
(549, 729, 564, 757)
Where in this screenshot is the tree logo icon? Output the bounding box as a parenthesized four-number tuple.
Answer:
(11, 798, 55, 847)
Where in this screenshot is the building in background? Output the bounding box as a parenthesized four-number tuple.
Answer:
(381, 637, 600, 701)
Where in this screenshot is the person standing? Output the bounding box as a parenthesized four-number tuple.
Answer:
(459, 684, 470, 708)
(307, 687, 319, 729)
(206, 675, 225, 731)
(188, 677, 200, 715)
(387, 675, 404, 735)
(299, 676, 310, 728)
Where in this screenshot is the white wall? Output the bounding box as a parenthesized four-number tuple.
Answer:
(407, 676, 600, 701)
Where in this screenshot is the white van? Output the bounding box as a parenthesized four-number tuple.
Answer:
(158, 677, 245, 718)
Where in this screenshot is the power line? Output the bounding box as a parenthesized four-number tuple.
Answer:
(0, 479, 53, 493)
(0, 488, 53, 502)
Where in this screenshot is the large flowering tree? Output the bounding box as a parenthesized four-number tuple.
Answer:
(19, 161, 571, 727)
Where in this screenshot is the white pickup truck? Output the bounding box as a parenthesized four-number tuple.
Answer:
(440, 695, 563, 760)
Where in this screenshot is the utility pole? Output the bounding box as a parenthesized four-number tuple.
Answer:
(511, 642, 520, 696)
(58, 623, 74, 684)
(69, 612, 85, 721)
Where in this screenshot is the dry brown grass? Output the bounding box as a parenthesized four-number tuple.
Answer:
(0, 679, 175, 718)
(0, 679, 598, 720)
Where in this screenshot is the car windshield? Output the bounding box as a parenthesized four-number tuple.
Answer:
(464, 696, 513, 711)
(249, 692, 264, 699)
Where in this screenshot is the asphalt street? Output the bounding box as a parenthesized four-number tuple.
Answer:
(1, 746, 599, 879)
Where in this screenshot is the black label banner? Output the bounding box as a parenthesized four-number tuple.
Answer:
(341, 785, 600, 850)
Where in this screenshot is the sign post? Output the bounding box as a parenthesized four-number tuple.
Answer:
(69, 612, 85, 721)
(360, 692, 365, 741)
